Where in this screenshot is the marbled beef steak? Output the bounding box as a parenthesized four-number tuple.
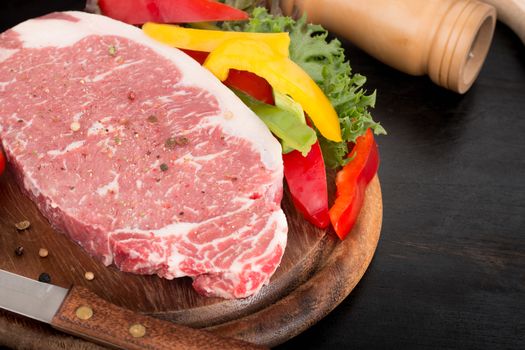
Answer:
(0, 11, 287, 299)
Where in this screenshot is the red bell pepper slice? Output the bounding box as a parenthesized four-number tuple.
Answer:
(329, 129, 379, 239)
(283, 142, 330, 229)
(224, 70, 274, 105)
(99, 0, 248, 25)
(182, 49, 209, 64)
(0, 150, 5, 176)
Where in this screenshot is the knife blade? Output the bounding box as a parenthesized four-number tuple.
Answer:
(0, 269, 265, 350)
(0, 269, 68, 323)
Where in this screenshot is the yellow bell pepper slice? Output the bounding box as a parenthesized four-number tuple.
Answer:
(142, 22, 291, 57)
(204, 39, 342, 142)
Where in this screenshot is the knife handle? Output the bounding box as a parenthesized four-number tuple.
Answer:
(51, 286, 265, 350)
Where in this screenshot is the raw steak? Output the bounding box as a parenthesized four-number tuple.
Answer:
(0, 12, 288, 299)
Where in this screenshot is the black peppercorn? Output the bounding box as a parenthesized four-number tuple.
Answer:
(38, 272, 51, 283)
(15, 246, 24, 256)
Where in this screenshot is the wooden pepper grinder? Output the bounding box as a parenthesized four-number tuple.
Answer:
(281, 0, 496, 93)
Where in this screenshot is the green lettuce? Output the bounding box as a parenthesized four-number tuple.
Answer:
(222, 7, 385, 168)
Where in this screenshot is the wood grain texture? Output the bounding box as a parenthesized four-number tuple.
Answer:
(276, 24, 525, 350)
(0, 158, 382, 349)
(51, 286, 264, 350)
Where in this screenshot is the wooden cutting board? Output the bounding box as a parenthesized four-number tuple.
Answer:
(0, 166, 382, 348)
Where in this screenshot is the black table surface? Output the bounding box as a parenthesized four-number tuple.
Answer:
(1, 6, 524, 350)
(277, 23, 525, 350)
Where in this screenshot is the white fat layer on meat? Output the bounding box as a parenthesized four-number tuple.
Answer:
(90, 59, 145, 82)
(111, 222, 199, 238)
(188, 150, 229, 162)
(23, 171, 41, 197)
(0, 78, 16, 91)
(47, 140, 85, 156)
(165, 250, 187, 278)
(72, 111, 83, 122)
(10, 11, 283, 172)
(87, 121, 104, 136)
(230, 209, 287, 274)
(0, 49, 17, 63)
(13, 150, 51, 206)
(172, 150, 229, 172)
(96, 172, 119, 197)
(205, 209, 287, 298)
(126, 251, 164, 271)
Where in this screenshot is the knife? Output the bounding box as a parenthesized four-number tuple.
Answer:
(0, 269, 265, 350)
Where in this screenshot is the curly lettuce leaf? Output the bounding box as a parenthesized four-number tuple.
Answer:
(221, 0, 265, 12)
(222, 8, 385, 168)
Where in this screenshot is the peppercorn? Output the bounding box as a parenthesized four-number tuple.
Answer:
(15, 246, 24, 256)
(84, 271, 95, 281)
(38, 248, 49, 258)
(15, 220, 30, 231)
(38, 272, 51, 283)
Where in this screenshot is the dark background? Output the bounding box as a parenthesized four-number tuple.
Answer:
(0, 0, 86, 32)
(277, 21, 525, 350)
(1, 3, 524, 350)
